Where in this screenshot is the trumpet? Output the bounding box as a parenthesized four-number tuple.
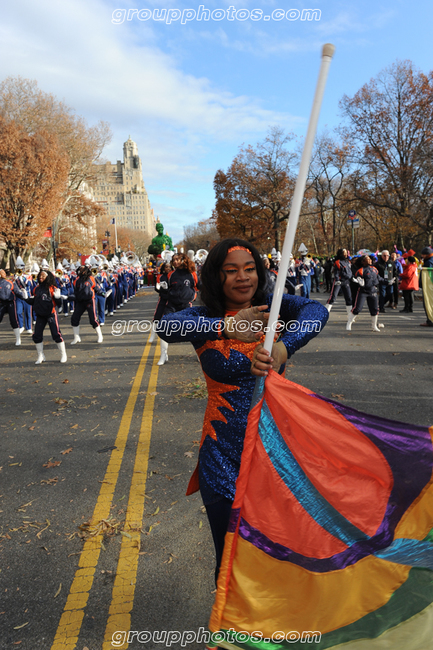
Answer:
(16, 268, 24, 276)
(55, 269, 63, 277)
(91, 267, 99, 276)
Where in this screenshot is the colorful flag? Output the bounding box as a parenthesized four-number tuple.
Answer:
(208, 371, 433, 650)
(421, 268, 433, 323)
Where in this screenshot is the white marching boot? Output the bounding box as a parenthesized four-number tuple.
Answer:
(95, 325, 103, 343)
(13, 328, 21, 346)
(35, 342, 45, 364)
(346, 304, 356, 322)
(325, 304, 332, 313)
(346, 312, 356, 331)
(149, 322, 157, 343)
(57, 341, 67, 363)
(157, 339, 168, 366)
(371, 315, 384, 332)
(71, 326, 81, 345)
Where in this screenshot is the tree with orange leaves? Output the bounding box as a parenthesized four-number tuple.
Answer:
(0, 76, 112, 262)
(0, 117, 69, 269)
(213, 126, 297, 251)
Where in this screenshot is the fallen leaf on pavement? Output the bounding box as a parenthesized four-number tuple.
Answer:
(61, 448, 73, 455)
(54, 583, 62, 598)
(184, 451, 194, 458)
(43, 461, 61, 468)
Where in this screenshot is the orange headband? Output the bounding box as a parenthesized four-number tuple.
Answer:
(227, 246, 252, 254)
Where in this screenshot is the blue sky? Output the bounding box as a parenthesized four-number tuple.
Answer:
(1, 0, 432, 244)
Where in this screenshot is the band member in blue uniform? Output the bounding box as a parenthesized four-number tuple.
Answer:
(14, 256, 33, 334)
(0, 269, 25, 345)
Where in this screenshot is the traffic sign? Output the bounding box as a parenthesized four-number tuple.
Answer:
(348, 210, 356, 219)
(347, 217, 360, 228)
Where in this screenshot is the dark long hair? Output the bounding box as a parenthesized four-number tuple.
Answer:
(37, 270, 56, 287)
(200, 238, 267, 317)
(77, 266, 92, 281)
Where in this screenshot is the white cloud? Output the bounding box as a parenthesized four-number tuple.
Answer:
(0, 0, 293, 137)
(0, 0, 304, 238)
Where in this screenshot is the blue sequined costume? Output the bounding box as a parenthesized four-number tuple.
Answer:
(158, 294, 328, 505)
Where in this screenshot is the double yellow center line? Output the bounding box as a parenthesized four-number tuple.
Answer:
(51, 339, 160, 650)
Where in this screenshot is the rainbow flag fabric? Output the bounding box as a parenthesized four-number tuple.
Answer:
(208, 371, 433, 650)
(421, 267, 433, 323)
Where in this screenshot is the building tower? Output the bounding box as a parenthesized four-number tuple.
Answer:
(93, 136, 156, 235)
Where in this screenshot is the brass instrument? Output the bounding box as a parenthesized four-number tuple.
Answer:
(16, 269, 24, 276)
(55, 269, 63, 277)
(195, 249, 208, 264)
(124, 251, 139, 265)
(94, 253, 109, 271)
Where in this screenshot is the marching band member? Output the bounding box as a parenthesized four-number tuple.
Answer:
(93, 259, 111, 326)
(326, 248, 353, 314)
(29, 263, 40, 325)
(155, 239, 328, 579)
(346, 255, 384, 332)
(54, 262, 65, 313)
(156, 253, 198, 366)
(0, 268, 25, 345)
(26, 269, 67, 364)
(106, 262, 117, 317)
(149, 261, 172, 344)
(15, 256, 33, 334)
(70, 265, 105, 344)
(68, 263, 77, 314)
(59, 259, 73, 317)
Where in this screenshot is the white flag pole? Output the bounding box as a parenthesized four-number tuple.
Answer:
(263, 43, 335, 354)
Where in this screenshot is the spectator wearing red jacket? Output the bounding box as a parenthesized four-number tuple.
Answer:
(399, 256, 419, 313)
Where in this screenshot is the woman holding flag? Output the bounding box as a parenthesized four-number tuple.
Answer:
(157, 238, 328, 578)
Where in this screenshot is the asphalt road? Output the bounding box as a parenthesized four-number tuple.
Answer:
(1, 288, 432, 650)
